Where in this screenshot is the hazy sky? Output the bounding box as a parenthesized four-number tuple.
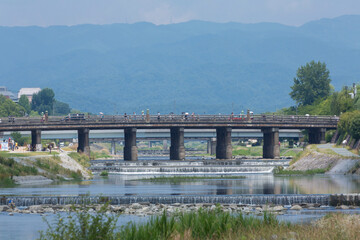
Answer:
(0, 0, 359, 26)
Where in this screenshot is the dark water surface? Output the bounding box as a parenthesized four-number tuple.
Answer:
(1, 174, 360, 197)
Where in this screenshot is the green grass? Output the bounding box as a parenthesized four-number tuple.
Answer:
(274, 168, 326, 175)
(39, 206, 281, 240)
(38, 205, 360, 240)
(100, 171, 109, 177)
(232, 146, 263, 156)
(68, 152, 90, 168)
(0, 151, 58, 158)
(0, 156, 38, 187)
(133, 175, 246, 183)
(91, 151, 112, 159)
(33, 157, 82, 180)
(280, 149, 302, 157)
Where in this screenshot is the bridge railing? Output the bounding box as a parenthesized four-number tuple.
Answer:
(0, 114, 339, 126)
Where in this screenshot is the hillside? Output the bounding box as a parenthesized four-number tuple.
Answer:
(1, 15, 360, 114)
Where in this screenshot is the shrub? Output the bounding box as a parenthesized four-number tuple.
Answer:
(39, 203, 120, 240)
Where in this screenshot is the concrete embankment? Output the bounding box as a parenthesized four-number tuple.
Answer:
(288, 145, 360, 174)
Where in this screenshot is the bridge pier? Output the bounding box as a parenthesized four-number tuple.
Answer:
(170, 127, 185, 160)
(124, 128, 138, 161)
(262, 128, 280, 159)
(308, 128, 326, 144)
(31, 130, 42, 151)
(163, 140, 168, 150)
(77, 128, 90, 154)
(111, 140, 116, 155)
(207, 140, 211, 154)
(216, 128, 232, 159)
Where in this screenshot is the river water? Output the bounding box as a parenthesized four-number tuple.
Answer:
(1, 160, 360, 239)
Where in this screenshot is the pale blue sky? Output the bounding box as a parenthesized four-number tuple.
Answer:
(0, 0, 359, 26)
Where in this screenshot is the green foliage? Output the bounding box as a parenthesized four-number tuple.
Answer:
(31, 88, 55, 115)
(325, 130, 336, 143)
(349, 113, 360, 140)
(34, 157, 82, 180)
(274, 168, 326, 175)
(90, 151, 112, 160)
(53, 100, 71, 116)
(290, 61, 331, 106)
(337, 110, 360, 140)
(0, 95, 26, 117)
(330, 89, 355, 115)
(233, 146, 262, 156)
(10, 131, 30, 146)
(18, 95, 31, 114)
(39, 203, 120, 240)
(100, 171, 108, 177)
(68, 152, 90, 168)
(121, 208, 281, 240)
(0, 156, 38, 186)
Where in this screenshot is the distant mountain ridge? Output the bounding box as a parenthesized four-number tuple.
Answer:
(0, 15, 360, 114)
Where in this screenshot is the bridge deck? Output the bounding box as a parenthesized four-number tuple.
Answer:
(0, 114, 338, 131)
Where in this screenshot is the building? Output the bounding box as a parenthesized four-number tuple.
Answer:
(18, 88, 41, 102)
(0, 86, 17, 101)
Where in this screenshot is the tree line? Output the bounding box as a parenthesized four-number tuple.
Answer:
(0, 88, 71, 117)
(282, 60, 360, 143)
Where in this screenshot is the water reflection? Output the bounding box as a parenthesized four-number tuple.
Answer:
(1, 174, 360, 197)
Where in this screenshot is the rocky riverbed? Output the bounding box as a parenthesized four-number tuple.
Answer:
(0, 202, 358, 216)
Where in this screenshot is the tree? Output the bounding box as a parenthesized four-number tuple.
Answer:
(329, 88, 354, 115)
(18, 95, 31, 114)
(53, 100, 71, 116)
(290, 61, 331, 106)
(0, 95, 26, 117)
(31, 88, 55, 115)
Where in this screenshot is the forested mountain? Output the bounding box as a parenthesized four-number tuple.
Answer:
(1, 15, 360, 114)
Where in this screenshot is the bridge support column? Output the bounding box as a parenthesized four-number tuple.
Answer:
(163, 140, 168, 150)
(210, 138, 216, 155)
(170, 127, 185, 160)
(308, 128, 326, 144)
(262, 128, 280, 159)
(207, 140, 211, 154)
(77, 128, 90, 155)
(216, 128, 232, 159)
(111, 140, 116, 155)
(124, 128, 138, 161)
(31, 130, 42, 151)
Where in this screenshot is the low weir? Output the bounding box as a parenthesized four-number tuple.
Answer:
(0, 194, 335, 207)
(90, 159, 289, 174)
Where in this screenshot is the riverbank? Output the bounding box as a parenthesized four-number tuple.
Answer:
(284, 144, 360, 175)
(27, 205, 360, 240)
(0, 150, 92, 186)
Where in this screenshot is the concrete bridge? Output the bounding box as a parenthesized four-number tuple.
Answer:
(0, 114, 338, 160)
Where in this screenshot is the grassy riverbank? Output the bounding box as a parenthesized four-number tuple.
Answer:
(232, 145, 301, 157)
(0, 156, 38, 186)
(39, 206, 360, 240)
(275, 167, 327, 175)
(0, 151, 58, 158)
